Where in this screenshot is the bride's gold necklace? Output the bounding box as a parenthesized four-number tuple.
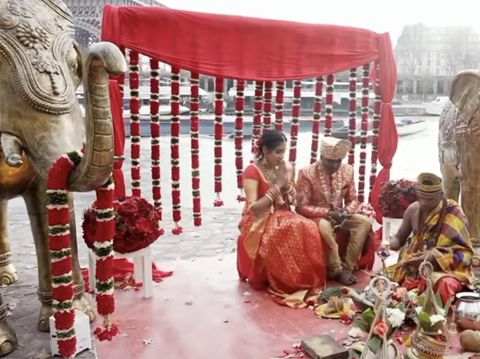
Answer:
(259, 159, 277, 184)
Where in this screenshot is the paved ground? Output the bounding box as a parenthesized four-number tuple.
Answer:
(5, 187, 241, 358)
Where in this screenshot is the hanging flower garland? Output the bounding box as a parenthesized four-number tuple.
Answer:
(324, 74, 334, 137)
(310, 76, 323, 164)
(288, 80, 302, 165)
(370, 61, 381, 192)
(262, 81, 273, 132)
(348, 68, 357, 166)
(170, 67, 183, 234)
(47, 151, 83, 358)
(274, 81, 285, 132)
(91, 177, 118, 341)
(213, 77, 225, 207)
(190, 72, 202, 224)
(235, 80, 246, 202)
(150, 58, 162, 219)
(251, 80, 264, 156)
(358, 64, 370, 203)
(128, 50, 142, 197)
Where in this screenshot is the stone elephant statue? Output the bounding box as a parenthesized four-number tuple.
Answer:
(438, 99, 461, 202)
(0, 0, 126, 356)
(448, 70, 480, 239)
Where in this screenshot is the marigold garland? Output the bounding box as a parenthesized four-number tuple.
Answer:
(234, 79, 245, 202)
(47, 151, 82, 358)
(310, 76, 323, 164)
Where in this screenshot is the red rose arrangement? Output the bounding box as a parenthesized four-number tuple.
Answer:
(83, 196, 163, 254)
(379, 179, 417, 218)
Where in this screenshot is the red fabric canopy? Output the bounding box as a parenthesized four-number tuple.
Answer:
(102, 6, 393, 82)
(101, 6, 397, 218)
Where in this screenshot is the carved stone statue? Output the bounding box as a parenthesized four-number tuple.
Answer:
(0, 0, 126, 356)
(438, 99, 460, 202)
(447, 70, 480, 239)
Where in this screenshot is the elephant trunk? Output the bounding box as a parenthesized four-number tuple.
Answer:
(68, 42, 126, 192)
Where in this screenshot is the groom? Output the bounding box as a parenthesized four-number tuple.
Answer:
(295, 137, 371, 285)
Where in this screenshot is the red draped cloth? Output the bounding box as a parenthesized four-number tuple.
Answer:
(101, 6, 397, 218)
(237, 165, 327, 295)
(109, 79, 126, 198)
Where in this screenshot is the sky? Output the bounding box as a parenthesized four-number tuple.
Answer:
(160, 0, 477, 46)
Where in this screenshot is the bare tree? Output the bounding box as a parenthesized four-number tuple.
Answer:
(395, 24, 426, 76)
(443, 28, 480, 75)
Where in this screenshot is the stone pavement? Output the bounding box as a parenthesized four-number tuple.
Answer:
(5, 186, 242, 358)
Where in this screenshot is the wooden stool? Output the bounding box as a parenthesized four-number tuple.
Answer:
(88, 246, 153, 299)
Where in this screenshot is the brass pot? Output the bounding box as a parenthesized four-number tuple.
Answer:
(409, 330, 447, 359)
(456, 292, 480, 331)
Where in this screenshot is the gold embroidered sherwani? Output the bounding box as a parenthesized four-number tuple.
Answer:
(296, 162, 371, 274)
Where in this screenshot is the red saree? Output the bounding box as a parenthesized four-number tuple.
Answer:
(237, 165, 327, 296)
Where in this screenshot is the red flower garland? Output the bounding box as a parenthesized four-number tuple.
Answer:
(324, 74, 334, 137)
(91, 177, 118, 340)
(370, 62, 382, 192)
(358, 64, 370, 203)
(310, 76, 323, 164)
(348, 68, 357, 166)
(274, 81, 285, 132)
(170, 67, 183, 234)
(251, 81, 264, 155)
(128, 50, 142, 197)
(235, 80, 245, 202)
(213, 77, 224, 207)
(288, 80, 301, 165)
(262, 81, 273, 132)
(150, 58, 163, 219)
(190, 72, 202, 224)
(47, 151, 83, 358)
